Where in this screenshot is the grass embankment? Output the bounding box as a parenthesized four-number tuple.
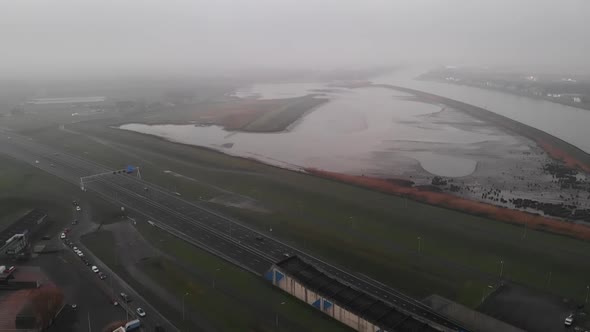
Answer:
(82, 227, 351, 332)
(241, 96, 327, 132)
(131, 95, 327, 133)
(0, 156, 80, 235)
(305, 168, 590, 241)
(7, 101, 590, 309)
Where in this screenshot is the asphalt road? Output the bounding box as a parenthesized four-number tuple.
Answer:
(0, 128, 468, 332)
(34, 250, 124, 331)
(61, 200, 179, 332)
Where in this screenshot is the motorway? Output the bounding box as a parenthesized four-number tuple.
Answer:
(0, 128, 468, 332)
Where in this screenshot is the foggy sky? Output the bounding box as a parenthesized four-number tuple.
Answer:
(2, 0, 590, 78)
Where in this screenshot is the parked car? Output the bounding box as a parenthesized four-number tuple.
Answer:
(60, 233, 66, 239)
(76, 206, 81, 212)
(91, 266, 99, 273)
(565, 313, 574, 326)
(98, 272, 106, 280)
(77, 251, 84, 257)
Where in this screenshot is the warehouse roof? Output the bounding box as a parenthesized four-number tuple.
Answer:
(276, 256, 439, 332)
(0, 209, 47, 245)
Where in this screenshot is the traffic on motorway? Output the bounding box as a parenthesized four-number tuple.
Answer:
(0, 129, 467, 331)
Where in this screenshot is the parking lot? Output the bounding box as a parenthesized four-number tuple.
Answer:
(32, 253, 125, 331)
(0, 198, 168, 332)
(479, 283, 589, 332)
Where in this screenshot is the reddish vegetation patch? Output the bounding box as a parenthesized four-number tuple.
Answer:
(538, 141, 590, 173)
(0, 289, 32, 330)
(199, 99, 286, 130)
(0, 284, 63, 331)
(306, 168, 590, 240)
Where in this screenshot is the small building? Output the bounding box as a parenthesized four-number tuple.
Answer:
(0, 266, 43, 290)
(266, 256, 451, 332)
(0, 209, 48, 259)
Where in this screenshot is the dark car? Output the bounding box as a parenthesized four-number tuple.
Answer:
(120, 292, 131, 302)
(98, 272, 107, 280)
(255, 236, 264, 241)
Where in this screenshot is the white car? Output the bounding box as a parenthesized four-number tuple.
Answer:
(77, 251, 84, 257)
(76, 206, 81, 212)
(565, 314, 574, 326)
(91, 266, 99, 273)
(60, 233, 66, 239)
(73, 247, 78, 251)
(136, 308, 146, 317)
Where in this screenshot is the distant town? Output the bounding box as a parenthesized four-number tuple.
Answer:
(420, 66, 590, 111)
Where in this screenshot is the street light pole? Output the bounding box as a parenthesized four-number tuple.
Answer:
(417, 236, 422, 253)
(213, 268, 221, 289)
(182, 292, 189, 321)
(276, 301, 286, 329)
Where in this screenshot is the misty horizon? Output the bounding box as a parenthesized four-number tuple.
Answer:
(2, 0, 590, 79)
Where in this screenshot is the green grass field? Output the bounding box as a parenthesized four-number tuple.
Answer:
(82, 227, 351, 332)
(4, 102, 590, 314)
(0, 157, 80, 236)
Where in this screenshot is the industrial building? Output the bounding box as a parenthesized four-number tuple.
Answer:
(0, 209, 47, 259)
(266, 256, 444, 332)
(26, 96, 107, 105)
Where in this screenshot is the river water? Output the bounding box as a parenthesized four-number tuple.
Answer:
(120, 67, 589, 179)
(121, 85, 521, 178)
(372, 67, 590, 154)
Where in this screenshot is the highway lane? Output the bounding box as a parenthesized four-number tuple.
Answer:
(0, 130, 468, 331)
(113, 174, 463, 330)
